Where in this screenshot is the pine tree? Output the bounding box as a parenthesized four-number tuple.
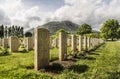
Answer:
(4, 26, 8, 38)
(20, 27, 24, 37)
(8, 27, 12, 37)
(0, 25, 4, 38)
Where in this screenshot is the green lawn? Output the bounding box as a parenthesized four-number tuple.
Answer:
(0, 42, 120, 79)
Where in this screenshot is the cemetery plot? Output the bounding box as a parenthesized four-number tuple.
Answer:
(0, 28, 113, 79)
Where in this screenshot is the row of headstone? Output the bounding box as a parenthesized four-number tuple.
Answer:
(0, 37, 34, 52)
(34, 28, 104, 70)
(0, 28, 104, 70)
(0, 38, 9, 48)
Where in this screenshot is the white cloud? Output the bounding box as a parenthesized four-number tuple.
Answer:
(0, 0, 53, 31)
(51, 0, 120, 30)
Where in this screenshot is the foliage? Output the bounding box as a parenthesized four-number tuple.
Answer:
(19, 45, 27, 53)
(0, 25, 4, 38)
(51, 29, 65, 38)
(55, 29, 65, 37)
(89, 33, 101, 38)
(0, 47, 10, 56)
(4, 26, 8, 38)
(77, 23, 92, 35)
(25, 32, 32, 37)
(100, 19, 120, 40)
(117, 26, 120, 38)
(0, 25, 24, 38)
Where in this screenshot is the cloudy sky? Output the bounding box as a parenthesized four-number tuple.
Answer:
(0, 0, 120, 31)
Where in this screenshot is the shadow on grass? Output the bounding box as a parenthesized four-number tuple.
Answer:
(88, 43, 105, 53)
(25, 65, 34, 69)
(50, 58, 58, 62)
(0, 53, 11, 57)
(18, 50, 29, 53)
(66, 58, 77, 62)
(88, 52, 99, 55)
(80, 56, 96, 60)
(44, 63, 64, 74)
(19, 64, 34, 69)
(68, 64, 89, 73)
(107, 71, 120, 79)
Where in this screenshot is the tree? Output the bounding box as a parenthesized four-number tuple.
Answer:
(117, 26, 120, 38)
(8, 27, 11, 37)
(20, 27, 24, 37)
(77, 23, 92, 35)
(4, 26, 8, 38)
(100, 19, 119, 41)
(89, 33, 101, 38)
(56, 29, 65, 36)
(0, 25, 4, 38)
(17, 26, 21, 37)
(25, 32, 32, 37)
(11, 25, 15, 36)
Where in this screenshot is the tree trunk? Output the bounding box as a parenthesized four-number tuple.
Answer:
(111, 38, 114, 41)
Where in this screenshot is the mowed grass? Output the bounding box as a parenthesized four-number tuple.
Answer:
(0, 42, 120, 79)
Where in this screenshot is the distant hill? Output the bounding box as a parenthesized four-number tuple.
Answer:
(27, 21, 79, 34)
(27, 21, 101, 35)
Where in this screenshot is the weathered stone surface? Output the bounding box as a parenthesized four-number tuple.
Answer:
(84, 36, 87, 51)
(76, 38, 79, 45)
(71, 35, 77, 54)
(9, 36, 20, 52)
(53, 38, 59, 48)
(49, 37, 53, 48)
(87, 37, 91, 49)
(59, 32, 67, 61)
(67, 38, 71, 46)
(79, 35, 83, 52)
(2, 38, 9, 48)
(0, 38, 2, 46)
(34, 28, 50, 70)
(90, 38, 94, 47)
(24, 37, 34, 51)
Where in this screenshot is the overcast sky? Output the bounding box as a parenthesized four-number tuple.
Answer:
(0, 0, 120, 31)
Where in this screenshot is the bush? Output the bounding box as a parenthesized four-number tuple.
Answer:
(19, 45, 27, 53)
(0, 48, 10, 56)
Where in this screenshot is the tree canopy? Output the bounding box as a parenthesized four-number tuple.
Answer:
(77, 23, 92, 35)
(25, 32, 32, 37)
(100, 19, 120, 40)
(0, 25, 24, 38)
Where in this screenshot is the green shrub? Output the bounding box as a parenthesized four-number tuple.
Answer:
(0, 48, 10, 56)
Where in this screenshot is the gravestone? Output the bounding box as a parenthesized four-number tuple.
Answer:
(90, 38, 93, 47)
(59, 31, 67, 61)
(67, 38, 71, 46)
(76, 38, 79, 45)
(79, 35, 83, 52)
(93, 38, 96, 46)
(2, 38, 9, 48)
(71, 35, 77, 54)
(34, 28, 50, 70)
(25, 37, 34, 51)
(87, 37, 91, 49)
(0, 38, 2, 46)
(9, 36, 20, 52)
(53, 38, 59, 48)
(84, 36, 88, 51)
(49, 37, 53, 48)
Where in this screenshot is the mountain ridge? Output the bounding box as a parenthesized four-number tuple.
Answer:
(27, 20, 79, 34)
